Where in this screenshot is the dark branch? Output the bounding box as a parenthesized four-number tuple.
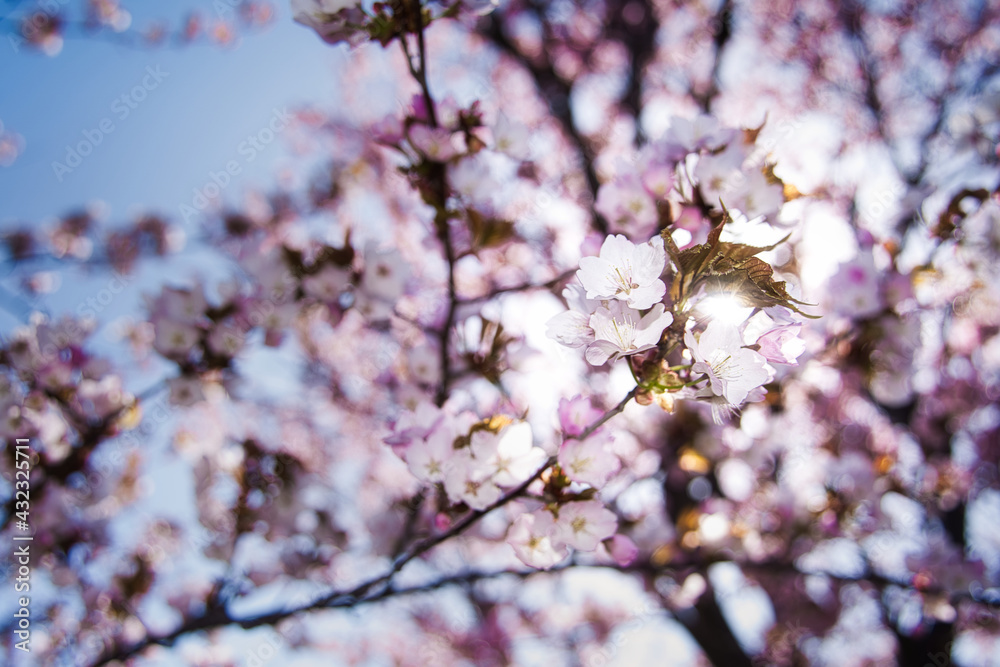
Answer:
(693, 0, 734, 113)
(479, 12, 608, 235)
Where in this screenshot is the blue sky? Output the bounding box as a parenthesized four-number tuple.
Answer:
(0, 1, 343, 225)
(0, 0, 355, 353)
(0, 9, 354, 663)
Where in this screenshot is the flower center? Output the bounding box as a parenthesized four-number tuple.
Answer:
(613, 265, 638, 296)
(611, 318, 637, 350)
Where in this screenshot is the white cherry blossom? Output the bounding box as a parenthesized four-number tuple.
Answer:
(361, 245, 408, 302)
(578, 234, 666, 310)
(585, 301, 672, 366)
(207, 323, 246, 358)
(686, 320, 769, 406)
(546, 283, 600, 348)
(492, 114, 531, 160)
(153, 319, 200, 357)
(404, 428, 454, 484)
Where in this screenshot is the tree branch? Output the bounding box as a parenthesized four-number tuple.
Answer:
(479, 12, 608, 235)
(456, 268, 576, 305)
(88, 388, 641, 665)
(693, 0, 734, 113)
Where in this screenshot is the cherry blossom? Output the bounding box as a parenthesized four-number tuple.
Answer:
(585, 301, 672, 366)
(491, 114, 531, 160)
(470, 421, 546, 487)
(408, 124, 462, 162)
(443, 449, 503, 510)
(301, 264, 351, 303)
(558, 433, 620, 488)
(828, 250, 883, 318)
(754, 323, 806, 365)
(663, 114, 736, 153)
(686, 320, 770, 406)
(607, 534, 639, 567)
(577, 234, 666, 309)
(291, 0, 362, 45)
(595, 171, 659, 231)
(554, 500, 618, 551)
(361, 245, 408, 302)
(152, 319, 200, 357)
(507, 511, 568, 569)
(556, 395, 604, 436)
(207, 322, 246, 358)
(403, 427, 454, 484)
(545, 283, 599, 348)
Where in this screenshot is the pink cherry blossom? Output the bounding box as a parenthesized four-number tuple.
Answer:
(507, 510, 568, 569)
(595, 172, 659, 231)
(607, 534, 639, 567)
(558, 433, 620, 488)
(556, 395, 604, 436)
(554, 500, 618, 551)
(408, 124, 461, 162)
(302, 265, 351, 303)
(755, 323, 806, 365)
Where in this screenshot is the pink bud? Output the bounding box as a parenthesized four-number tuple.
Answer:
(263, 329, 285, 348)
(558, 396, 603, 436)
(434, 513, 452, 532)
(410, 93, 429, 122)
(755, 324, 805, 365)
(607, 534, 638, 567)
(580, 232, 603, 258)
(371, 115, 404, 144)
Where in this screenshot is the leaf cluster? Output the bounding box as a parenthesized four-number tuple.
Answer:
(661, 210, 818, 318)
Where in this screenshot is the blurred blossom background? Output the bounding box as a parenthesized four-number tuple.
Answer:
(1, 0, 1000, 666)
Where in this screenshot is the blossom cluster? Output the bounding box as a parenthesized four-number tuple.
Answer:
(547, 234, 672, 365)
(15, 1, 275, 56)
(547, 227, 806, 423)
(387, 397, 628, 568)
(594, 114, 786, 238)
(142, 238, 412, 405)
(389, 404, 546, 509)
(293, 0, 499, 47)
(1, 315, 135, 442)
